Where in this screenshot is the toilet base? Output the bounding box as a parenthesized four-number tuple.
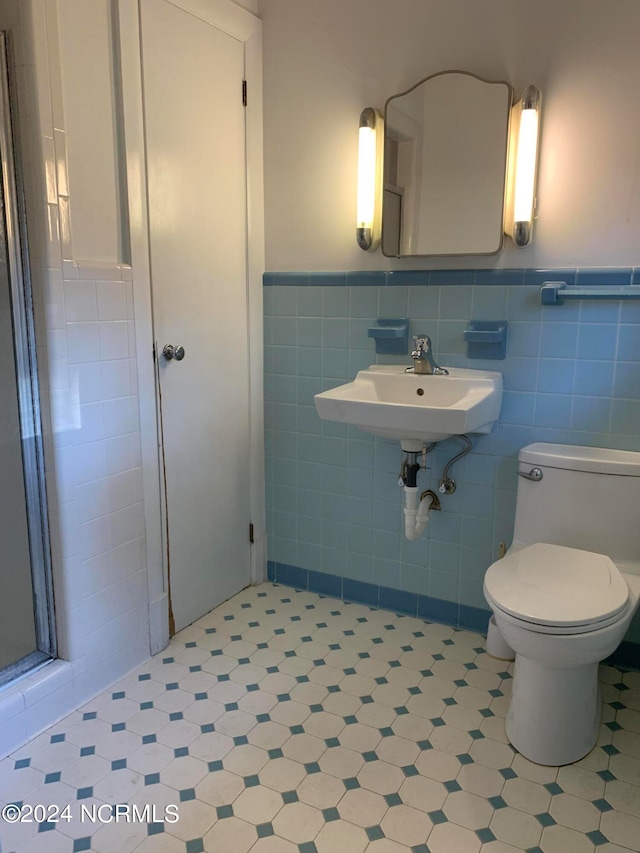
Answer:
(506, 655, 601, 766)
(486, 616, 515, 660)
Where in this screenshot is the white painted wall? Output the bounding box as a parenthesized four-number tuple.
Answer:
(260, 0, 640, 270)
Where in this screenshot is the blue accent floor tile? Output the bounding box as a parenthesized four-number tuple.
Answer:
(365, 825, 385, 841)
(476, 827, 496, 843)
(428, 809, 448, 824)
(322, 807, 340, 822)
(587, 830, 610, 846)
(216, 804, 234, 819)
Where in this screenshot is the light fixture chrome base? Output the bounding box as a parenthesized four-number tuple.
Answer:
(356, 226, 373, 251)
(513, 220, 532, 247)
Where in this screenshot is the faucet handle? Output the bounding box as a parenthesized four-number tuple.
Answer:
(413, 335, 430, 352)
(411, 335, 449, 375)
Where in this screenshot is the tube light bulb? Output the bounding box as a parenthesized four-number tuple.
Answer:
(514, 106, 539, 222)
(505, 85, 541, 247)
(356, 108, 383, 251)
(357, 125, 376, 228)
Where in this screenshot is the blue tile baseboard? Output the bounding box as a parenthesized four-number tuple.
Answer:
(263, 267, 640, 288)
(267, 560, 491, 634)
(266, 561, 640, 671)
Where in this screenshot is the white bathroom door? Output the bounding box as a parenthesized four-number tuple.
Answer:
(140, 0, 251, 632)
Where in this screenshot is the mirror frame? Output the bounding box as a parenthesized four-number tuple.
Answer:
(382, 70, 514, 259)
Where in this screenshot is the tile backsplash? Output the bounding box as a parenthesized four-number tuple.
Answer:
(263, 268, 640, 649)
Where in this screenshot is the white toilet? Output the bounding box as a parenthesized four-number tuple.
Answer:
(483, 443, 640, 766)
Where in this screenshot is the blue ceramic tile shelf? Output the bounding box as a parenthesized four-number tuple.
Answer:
(367, 318, 409, 355)
(464, 320, 508, 360)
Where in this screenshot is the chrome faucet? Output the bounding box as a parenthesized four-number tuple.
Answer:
(411, 335, 449, 375)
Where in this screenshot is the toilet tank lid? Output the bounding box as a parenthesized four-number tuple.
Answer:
(519, 443, 640, 476)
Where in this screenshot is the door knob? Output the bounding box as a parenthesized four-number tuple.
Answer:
(162, 344, 185, 361)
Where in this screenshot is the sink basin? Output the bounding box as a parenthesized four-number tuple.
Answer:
(314, 365, 502, 448)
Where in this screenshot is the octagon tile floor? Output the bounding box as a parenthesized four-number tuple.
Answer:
(1, 582, 640, 853)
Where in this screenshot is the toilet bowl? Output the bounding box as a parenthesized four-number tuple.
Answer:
(484, 546, 640, 765)
(483, 444, 640, 766)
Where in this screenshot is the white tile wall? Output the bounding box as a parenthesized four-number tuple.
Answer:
(0, 0, 152, 755)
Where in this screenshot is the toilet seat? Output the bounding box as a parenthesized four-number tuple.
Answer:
(484, 542, 629, 632)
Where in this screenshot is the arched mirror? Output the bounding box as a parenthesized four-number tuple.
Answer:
(382, 71, 513, 257)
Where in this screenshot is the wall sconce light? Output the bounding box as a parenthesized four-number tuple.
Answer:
(505, 85, 541, 247)
(356, 107, 384, 251)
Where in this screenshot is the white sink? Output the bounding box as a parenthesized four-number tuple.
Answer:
(314, 365, 502, 448)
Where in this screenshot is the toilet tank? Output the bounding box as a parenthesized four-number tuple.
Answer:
(512, 443, 640, 570)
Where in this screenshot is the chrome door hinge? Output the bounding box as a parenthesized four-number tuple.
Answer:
(242, 80, 247, 106)
(249, 522, 254, 544)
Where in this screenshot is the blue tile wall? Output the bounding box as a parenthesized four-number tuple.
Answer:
(264, 268, 640, 647)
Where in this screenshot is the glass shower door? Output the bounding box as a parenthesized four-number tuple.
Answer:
(0, 30, 55, 685)
(0, 264, 38, 671)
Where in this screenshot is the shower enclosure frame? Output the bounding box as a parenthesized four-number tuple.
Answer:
(0, 30, 56, 687)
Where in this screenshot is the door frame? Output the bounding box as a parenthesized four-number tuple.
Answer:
(117, 0, 265, 653)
